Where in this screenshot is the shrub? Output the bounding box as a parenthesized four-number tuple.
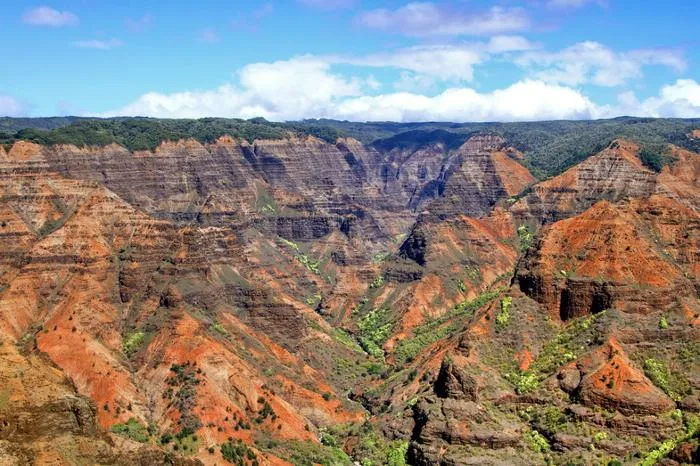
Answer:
(320, 431, 338, 447)
(123, 331, 145, 357)
(369, 275, 385, 289)
(507, 371, 539, 394)
(524, 429, 550, 453)
(221, 440, 257, 465)
(658, 316, 669, 329)
(496, 297, 512, 329)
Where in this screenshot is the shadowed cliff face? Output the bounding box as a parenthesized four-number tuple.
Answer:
(0, 131, 698, 465)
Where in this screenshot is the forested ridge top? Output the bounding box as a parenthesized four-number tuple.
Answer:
(1, 116, 698, 177)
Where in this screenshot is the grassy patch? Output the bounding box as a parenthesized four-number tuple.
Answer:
(357, 308, 392, 359)
(263, 439, 352, 466)
(211, 323, 228, 336)
(110, 418, 150, 443)
(333, 329, 363, 352)
(643, 358, 690, 401)
(174, 433, 201, 457)
(122, 331, 145, 357)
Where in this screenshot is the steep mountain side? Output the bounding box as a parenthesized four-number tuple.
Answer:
(511, 140, 658, 223)
(0, 128, 698, 466)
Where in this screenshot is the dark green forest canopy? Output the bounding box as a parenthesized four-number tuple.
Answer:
(1, 116, 698, 178)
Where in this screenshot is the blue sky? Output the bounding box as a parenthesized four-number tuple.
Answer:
(1, 0, 699, 121)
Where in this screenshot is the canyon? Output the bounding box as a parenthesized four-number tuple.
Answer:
(0, 118, 698, 466)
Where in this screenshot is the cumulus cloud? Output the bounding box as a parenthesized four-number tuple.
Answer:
(96, 53, 700, 122)
(96, 56, 602, 122)
(516, 41, 686, 86)
(0, 95, 29, 117)
(606, 79, 700, 118)
(357, 3, 530, 37)
(99, 57, 370, 120)
(73, 39, 124, 50)
(22, 6, 78, 27)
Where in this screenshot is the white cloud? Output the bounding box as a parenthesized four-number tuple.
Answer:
(334, 45, 483, 81)
(516, 41, 686, 87)
(328, 36, 537, 82)
(605, 79, 700, 118)
(22, 6, 78, 27)
(73, 39, 124, 50)
(0, 95, 29, 117)
(357, 3, 530, 36)
(99, 57, 370, 120)
(97, 56, 601, 122)
(298, 0, 355, 9)
(393, 72, 438, 92)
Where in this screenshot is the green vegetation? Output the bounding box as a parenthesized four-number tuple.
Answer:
(523, 429, 551, 453)
(280, 238, 321, 274)
(638, 147, 678, 172)
(122, 331, 145, 357)
(457, 279, 467, 293)
(639, 413, 700, 466)
(0, 117, 345, 152)
(506, 312, 604, 394)
(368, 275, 385, 289)
(324, 422, 408, 466)
(332, 329, 363, 352)
(221, 440, 258, 466)
(4, 117, 698, 178)
(394, 321, 456, 365)
(643, 358, 690, 401)
(267, 439, 352, 466)
(164, 362, 202, 438)
(519, 406, 568, 435)
(110, 418, 150, 443)
(517, 225, 534, 252)
(453, 289, 503, 315)
(496, 296, 512, 329)
(592, 431, 609, 445)
(37, 217, 70, 237)
(211, 323, 228, 335)
(394, 290, 502, 365)
(254, 397, 276, 424)
(658, 316, 669, 329)
(357, 308, 392, 359)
